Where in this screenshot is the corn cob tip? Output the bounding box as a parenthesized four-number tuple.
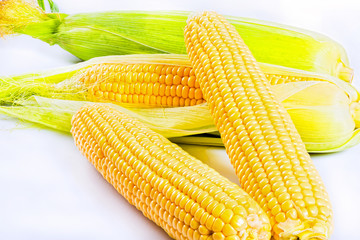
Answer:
(277, 218, 330, 240)
(186, 11, 225, 24)
(186, 11, 218, 23)
(0, 0, 49, 37)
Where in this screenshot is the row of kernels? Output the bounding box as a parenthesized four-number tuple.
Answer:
(81, 63, 197, 86)
(92, 91, 204, 106)
(91, 81, 202, 98)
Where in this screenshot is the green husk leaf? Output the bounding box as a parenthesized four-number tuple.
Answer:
(170, 135, 224, 147)
(0, 100, 73, 132)
(37, 0, 45, 11)
(37, 0, 59, 13)
(310, 128, 360, 153)
(0, 64, 86, 104)
(170, 130, 360, 153)
(56, 11, 352, 81)
(0, 96, 216, 137)
(0, 0, 66, 42)
(48, 0, 59, 13)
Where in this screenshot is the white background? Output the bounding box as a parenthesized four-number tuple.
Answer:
(1, 0, 360, 239)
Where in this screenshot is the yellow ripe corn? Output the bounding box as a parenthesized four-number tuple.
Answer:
(71, 55, 355, 108)
(71, 103, 272, 240)
(78, 63, 319, 107)
(184, 11, 333, 240)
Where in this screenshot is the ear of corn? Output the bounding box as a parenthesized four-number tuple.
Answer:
(75, 56, 358, 107)
(0, 0, 353, 82)
(1, 54, 358, 107)
(185, 11, 333, 239)
(71, 103, 272, 240)
(0, 54, 359, 152)
(2, 78, 360, 153)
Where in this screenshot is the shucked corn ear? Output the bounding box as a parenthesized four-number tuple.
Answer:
(1, 55, 359, 152)
(0, 0, 353, 82)
(185, 11, 333, 239)
(71, 103, 272, 240)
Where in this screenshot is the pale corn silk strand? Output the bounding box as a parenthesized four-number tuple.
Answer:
(74, 62, 326, 108)
(184, 12, 333, 240)
(71, 104, 272, 240)
(0, 0, 45, 36)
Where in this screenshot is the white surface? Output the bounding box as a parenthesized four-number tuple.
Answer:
(1, 0, 360, 239)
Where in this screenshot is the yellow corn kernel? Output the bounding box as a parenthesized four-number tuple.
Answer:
(71, 103, 271, 240)
(184, 11, 333, 240)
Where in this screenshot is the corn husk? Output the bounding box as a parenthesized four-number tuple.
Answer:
(1, 81, 359, 153)
(0, 96, 215, 137)
(0, 0, 353, 81)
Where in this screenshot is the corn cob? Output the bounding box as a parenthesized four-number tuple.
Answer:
(2, 54, 356, 108)
(0, 0, 353, 82)
(71, 103, 272, 240)
(76, 62, 346, 107)
(1, 54, 359, 152)
(184, 11, 333, 239)
(76, 62, 310, 107)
